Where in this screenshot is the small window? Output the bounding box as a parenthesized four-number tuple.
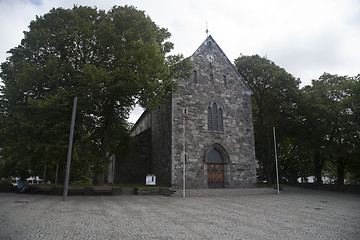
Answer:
(193, 70, 197, 83)
(210, 73, 214, 80)
(223, 75, 227, 86)
(208, 41, 212, 47)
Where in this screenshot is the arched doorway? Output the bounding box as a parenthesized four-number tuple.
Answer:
(206, 148, 225, 188)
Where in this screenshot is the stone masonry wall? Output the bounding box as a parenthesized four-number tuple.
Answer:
(171, 36, 257, 189)
(150, 97, 173, 187)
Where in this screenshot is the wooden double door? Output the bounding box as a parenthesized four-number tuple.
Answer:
(207, 163, 224, 188)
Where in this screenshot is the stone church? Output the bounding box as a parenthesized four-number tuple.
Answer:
(114, 35, 257, 188)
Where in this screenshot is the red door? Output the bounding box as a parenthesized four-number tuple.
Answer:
(207, 163, 224, 188)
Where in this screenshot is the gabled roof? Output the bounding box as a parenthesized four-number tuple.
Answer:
(130, 35, 253, 135)
(190, 35, 252, 94)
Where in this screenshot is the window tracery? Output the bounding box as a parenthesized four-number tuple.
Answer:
(207, 103, 224, 132)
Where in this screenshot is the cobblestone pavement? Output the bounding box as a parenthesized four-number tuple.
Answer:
(0, 187, 359, 240)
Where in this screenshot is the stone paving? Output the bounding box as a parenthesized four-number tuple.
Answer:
(0, 187, 359, 239)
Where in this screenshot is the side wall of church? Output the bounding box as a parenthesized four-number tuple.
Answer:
(150, 97, 173, 187)
(171, 37, 257, 189)
(115, 129, 151, 184)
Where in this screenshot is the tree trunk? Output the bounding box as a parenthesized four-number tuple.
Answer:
(298, 150, 304, 185)
(42, 163, 47, 184)
(266, 126, 274, 186)
(94, 172, 105, 186)
(314, 150, 323, 184)
(94, 103, 114, 186)
(266, 166, 273, 186)
(336, 156, 345, 185)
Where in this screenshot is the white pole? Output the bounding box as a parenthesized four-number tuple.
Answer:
(183, 108, 187, 198)
(273, 126, 280, 194)
(63, 97, 78, 201)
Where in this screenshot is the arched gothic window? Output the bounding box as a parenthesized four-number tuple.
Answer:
(207, 106, 212, 130)
(212, 103, 218, 131)
(207, 103, 224, 132)
(218, 108, 224, 131)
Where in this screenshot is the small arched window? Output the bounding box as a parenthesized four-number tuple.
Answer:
(193, 70, 197, 83)
(207, 103, 224, 132)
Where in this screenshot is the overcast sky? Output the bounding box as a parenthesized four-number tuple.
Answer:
(1, 0, 359, 122)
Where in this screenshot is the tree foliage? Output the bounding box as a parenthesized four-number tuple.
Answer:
(300, 73, 360, 184)
(235, 54, 301, 185)
(235, 53, 360, 185)
(0, 5, 191, 184)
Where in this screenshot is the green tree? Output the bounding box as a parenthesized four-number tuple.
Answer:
(299, 82, 333, 183)
(0, 5, 191, 184)
(344, 75, 360, 183)
(235, 54, 301, 185)
(299, 73, 360, 184)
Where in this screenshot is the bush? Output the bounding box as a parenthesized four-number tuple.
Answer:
(0, 178, 12, 185)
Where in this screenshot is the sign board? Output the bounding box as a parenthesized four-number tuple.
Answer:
(146, 175, 156, 186)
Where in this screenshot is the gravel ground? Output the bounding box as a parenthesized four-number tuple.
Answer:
(0, 187, 359, 239)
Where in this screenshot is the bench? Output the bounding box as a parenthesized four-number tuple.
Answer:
(92, 186, 113, 195)
(67, 187, 86, 195)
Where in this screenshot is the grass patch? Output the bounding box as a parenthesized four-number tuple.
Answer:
(68, 183, 93, 188)
(110, 183, 168, 189)
(257, 183, 283, 188)
(32, 183, 92, 188)
(257, 183, 275, 188)
(31, 183, 168, 189)
(32, 183, 62, 188)
(257, 183, 296, 189)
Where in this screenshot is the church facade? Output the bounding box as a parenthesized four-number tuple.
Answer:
(115, 35, 257, 188)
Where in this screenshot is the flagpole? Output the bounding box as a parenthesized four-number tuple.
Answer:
(63, 97, 77, 201)
(273, 126, 280, 194)
(183, 108, 187, 198)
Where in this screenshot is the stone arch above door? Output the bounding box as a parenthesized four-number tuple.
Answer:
(203, 143, 230, 164)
